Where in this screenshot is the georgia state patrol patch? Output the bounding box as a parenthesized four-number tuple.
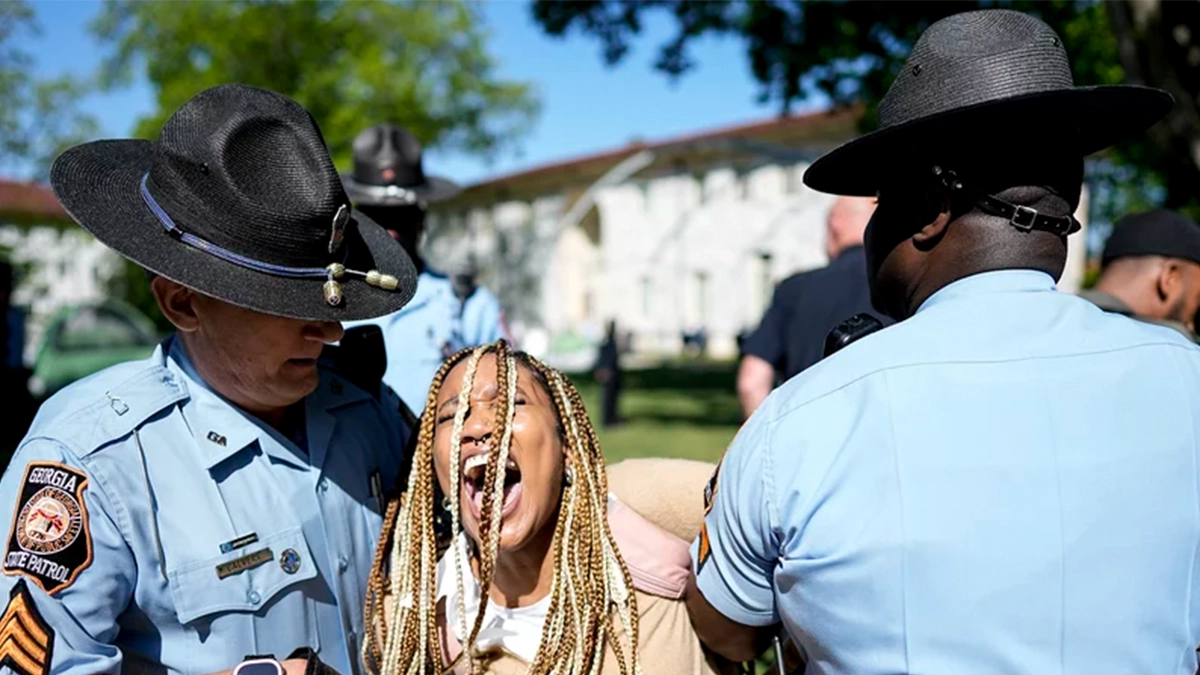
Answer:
(3, 463, 93, 595)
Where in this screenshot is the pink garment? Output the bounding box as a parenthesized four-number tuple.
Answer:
(437, 496, 692, 665)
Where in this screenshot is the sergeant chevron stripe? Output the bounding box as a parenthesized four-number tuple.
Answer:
(0, 579, 52, 675)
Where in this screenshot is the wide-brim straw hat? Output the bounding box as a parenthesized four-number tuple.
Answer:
(50, 84, 418, 322)
(804, 9, 1172, 196)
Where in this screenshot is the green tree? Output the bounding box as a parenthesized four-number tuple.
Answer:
(531, 0, 1198, 219)
(0, 1, 97, 183)
(91, 0, 539, 328)
(93, 0, 538, 167)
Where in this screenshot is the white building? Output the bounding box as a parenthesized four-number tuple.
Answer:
(427, 110, 1089, 364)
(0, 180, 121, 363)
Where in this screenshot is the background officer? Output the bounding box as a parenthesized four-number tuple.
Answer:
(737, 196, 890, 418)
(341, 123, 508, 413)
(1081, 208, 1200, 340)
(686, 11, 1200, 674)
(0, 84, 415, 675)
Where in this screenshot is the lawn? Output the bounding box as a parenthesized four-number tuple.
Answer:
(566, 360, 743, 466)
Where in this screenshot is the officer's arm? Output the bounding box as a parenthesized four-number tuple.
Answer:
(736, 355, 775, 419)
(0, 440, 136, 675)
(684, 571, 775, 663)
(739, 292, 787, 419)
(687, 411, 781, 663)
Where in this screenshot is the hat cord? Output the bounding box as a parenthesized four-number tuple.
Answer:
(139, 172, 400, 306)
(932, 166, 1081, 237)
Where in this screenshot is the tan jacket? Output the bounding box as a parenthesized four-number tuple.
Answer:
(430, 499, 731, 675)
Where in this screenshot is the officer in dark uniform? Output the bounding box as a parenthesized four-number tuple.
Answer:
(1081, 208, 1200, 341)
(737, 196, 892, 418)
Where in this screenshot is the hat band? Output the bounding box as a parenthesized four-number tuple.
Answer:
(349, 182, 425, 207)
(139, 173, 402, 307)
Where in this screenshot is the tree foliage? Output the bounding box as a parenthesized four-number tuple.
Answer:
(92, 0, 540, 168)
(0, 1, 98, 182)
(531, 0, 1199, 218)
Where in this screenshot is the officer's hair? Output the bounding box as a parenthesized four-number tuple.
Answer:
(363, 340, 641, 675)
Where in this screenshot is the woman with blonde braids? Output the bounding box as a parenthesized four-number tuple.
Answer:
(364, 340, 733, 675)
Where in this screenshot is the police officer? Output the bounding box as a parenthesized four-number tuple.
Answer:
(1080, 208, 1200, 341)
(686, 11, 1200, 674)
(737, 196, 891, 418)
(341, 123, 507, 413)
(0, 84, 416, 675)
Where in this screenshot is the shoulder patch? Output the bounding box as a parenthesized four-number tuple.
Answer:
(0, 579, 54, 675)
(703, 460, 721, 515)
(3, 463, 93, 595)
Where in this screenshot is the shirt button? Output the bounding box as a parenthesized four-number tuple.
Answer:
(338, 556, 349, 573)
(318, 477, 329, 493)
(247, 589, 261, 605)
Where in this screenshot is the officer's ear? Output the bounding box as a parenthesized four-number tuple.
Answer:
(150, 276, 201, 333)
(1157, 258, 1184, 304)
(911, 189, 952, 251)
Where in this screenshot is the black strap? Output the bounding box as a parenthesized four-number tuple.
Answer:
(932, 165, 1080, 237)
(286, 648, 342, 675)
(974, 193, 1080, 236)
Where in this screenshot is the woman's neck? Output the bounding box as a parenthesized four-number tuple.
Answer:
(476, 523, 557, 608)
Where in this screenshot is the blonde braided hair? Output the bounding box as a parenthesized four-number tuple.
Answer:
(363, 340, 642, 675)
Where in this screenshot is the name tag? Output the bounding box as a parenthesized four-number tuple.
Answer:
(216, 548, 272, 579)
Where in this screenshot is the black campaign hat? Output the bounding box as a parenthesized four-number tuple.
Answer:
(1103, 209, 1200, 266)
(342, 123, 461, 207)
(804, 9, 1172, 196)
(50, 84, 418, 322)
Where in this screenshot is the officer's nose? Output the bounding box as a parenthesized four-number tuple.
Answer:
(303, 320, 345, 345)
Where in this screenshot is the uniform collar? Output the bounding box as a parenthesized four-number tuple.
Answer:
(165, 337, 370, 471)
(916, 269, 1057, 315)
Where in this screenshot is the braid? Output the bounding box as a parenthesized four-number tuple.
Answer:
(368, 341, 642, 675)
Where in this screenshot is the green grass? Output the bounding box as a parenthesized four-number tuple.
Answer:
(566, 361, 743, 465)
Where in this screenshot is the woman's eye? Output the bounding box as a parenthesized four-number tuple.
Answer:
(515, 397, 527, 406)
(436, 412, 454, 425)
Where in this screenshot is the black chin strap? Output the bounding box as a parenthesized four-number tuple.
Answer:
(933, 166, 1081, 237)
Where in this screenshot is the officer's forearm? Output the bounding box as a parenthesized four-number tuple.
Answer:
(736, 356, 775, 419)
(684, 572, 773, 663)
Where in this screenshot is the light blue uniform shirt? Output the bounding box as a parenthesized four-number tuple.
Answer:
(694, 270, 1200, 675)
(0, 336, 409, 675)
(344, 268, 506, 413)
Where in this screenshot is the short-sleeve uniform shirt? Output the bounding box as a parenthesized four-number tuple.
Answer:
(345, 268, 506, 413)
(0, 336, 409, 675)
(696, 270, 1200, 674)
(742, 246, 891, 380)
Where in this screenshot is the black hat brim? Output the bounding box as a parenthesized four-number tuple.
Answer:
(342, 173, 462, 207)
(50, 139, 419, 322)
(803, 85, 1173, 196)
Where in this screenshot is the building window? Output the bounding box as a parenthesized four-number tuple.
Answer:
(786, 164, 803, 194)
(738, 170, 751, 201)
(639, 181, 652, 211)
(640, 276, 652, 316)
(757, 253, 773, 314)
(694, 173, 707, 205)
(690, 271, 709, 326)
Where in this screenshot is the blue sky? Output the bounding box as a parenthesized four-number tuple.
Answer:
(24, 0, 818, 185)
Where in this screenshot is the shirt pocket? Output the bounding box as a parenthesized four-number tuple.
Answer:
(167, 527, 320, 658)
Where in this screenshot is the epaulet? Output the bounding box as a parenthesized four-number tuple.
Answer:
(29, 365, 188, 459)
(607, 497, 691, 600)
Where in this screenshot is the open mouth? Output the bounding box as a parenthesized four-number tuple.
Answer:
(461, 451, 523, 519)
